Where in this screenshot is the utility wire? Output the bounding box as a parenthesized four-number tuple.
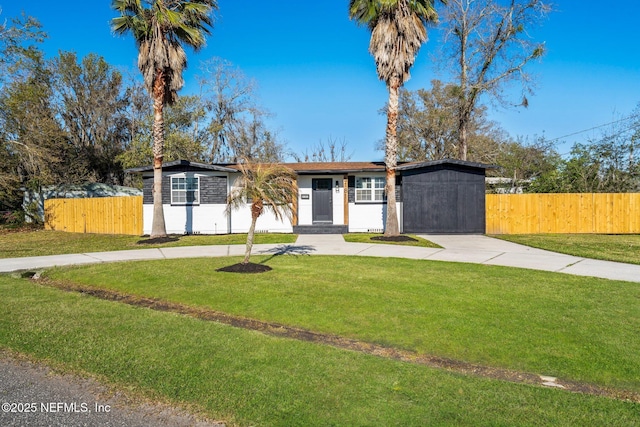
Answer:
(556, 121, 640, 158)
(547, 115, 638, 144)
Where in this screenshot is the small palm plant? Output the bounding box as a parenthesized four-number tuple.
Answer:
(225, 161, 297, 271)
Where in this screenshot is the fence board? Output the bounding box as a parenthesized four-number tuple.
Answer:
(44, 196, 143, 235)
(486, 193, 640, 234)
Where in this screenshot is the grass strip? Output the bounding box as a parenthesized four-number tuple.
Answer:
(493, 234, 640, 265)
(0, 230, 296, 259)
(47, 256, 640, 393)
(1, 275, 638, 426)
(344, 233, 441, 247)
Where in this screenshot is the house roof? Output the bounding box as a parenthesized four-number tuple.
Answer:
(125, 160, 238, 173)
(280, 162, 387, 174)
(126, 159, 496, 175)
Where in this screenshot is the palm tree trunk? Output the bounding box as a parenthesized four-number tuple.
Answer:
(243, 214, 258, 264)
(384, 77, 401, 236)
(151, 70, 167, 238)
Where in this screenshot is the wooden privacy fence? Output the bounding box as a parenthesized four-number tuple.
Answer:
(44, 196, 143, 235)
(486, 193, 640, 234)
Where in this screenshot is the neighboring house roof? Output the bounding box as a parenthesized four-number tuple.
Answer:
(124, 160, 238, 173)
(125, 159, 497, 175)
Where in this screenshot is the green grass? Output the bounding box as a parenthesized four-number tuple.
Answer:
(47, 256, 640, 393)
(1, 275, 637, 426)
(0, 230, 296, 259)
(493, 234, 640, 264)
(344, 233, 441, 248)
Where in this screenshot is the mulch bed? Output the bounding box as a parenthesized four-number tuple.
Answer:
(370, 235, 419, 243)
(216, 262, 272, 274)
(136, 236, 180, 245)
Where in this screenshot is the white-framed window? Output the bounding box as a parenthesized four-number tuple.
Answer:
(171, 176, 199, 204)
(355, 177, 385, 202)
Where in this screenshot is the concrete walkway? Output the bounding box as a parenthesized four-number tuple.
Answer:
(1, 234, 639, 283)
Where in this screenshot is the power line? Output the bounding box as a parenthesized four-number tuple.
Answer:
(556, 121, 640, 158)
(547, 115, 638, 144)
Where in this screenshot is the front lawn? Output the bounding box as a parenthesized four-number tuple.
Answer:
(46, 256, 640, 393)
(0, 230, 296, 259)
(493, 234, 640, 264)
(1, 275, 637, 426)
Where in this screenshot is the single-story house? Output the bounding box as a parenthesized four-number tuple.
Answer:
(125, 159, 493, 235)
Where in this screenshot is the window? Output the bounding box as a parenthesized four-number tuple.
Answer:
(355, 177, 385, 202)
(171, 176, 199, 204)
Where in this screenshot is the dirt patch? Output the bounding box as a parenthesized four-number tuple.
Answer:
(216, 262, 272, 274)
(136, 236, 180, 245)
(371, 235, 419, 243)
(0, 224, 42, 234)
(37, 278, 640, 404)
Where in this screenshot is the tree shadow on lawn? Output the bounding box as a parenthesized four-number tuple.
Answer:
(216, 244, 317, 274)
(136, 235, 181, 245)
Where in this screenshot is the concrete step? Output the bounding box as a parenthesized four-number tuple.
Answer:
(293, 225, 348, 234)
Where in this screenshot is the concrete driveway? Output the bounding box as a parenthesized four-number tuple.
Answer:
(1, 234, 639, 283)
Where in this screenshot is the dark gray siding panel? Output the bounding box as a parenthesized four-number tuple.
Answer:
(143, 178, 153, 204)
(348, 176, 355, 203)
(402, 164, 486, 233)
(200, 176, 227, 204)
(143, 175, 228, 205)
(142, 177, 170, 204)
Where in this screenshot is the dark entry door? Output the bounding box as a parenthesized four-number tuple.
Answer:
(312, 178, 333, 223)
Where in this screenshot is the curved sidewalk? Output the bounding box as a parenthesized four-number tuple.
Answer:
(1, 234, 639, 283)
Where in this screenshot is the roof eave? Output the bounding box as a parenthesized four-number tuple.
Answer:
(125, 160, 237, 174)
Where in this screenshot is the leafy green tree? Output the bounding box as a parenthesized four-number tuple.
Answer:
(349, 0, 439, 236)
(527, 110, 640, 193)
(493, 137, 560, 193)
(0, 11, 46, 89)
(0, 40, 71, 217)
(395, 80, 508, 163)
(118, 94, 212, 172)
(112, 0, 216, 238)
(0, 11, 51, 215)
(226, 161, 297, 266)
(55, 52, 130, 184)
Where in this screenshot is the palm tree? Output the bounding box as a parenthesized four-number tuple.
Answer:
(349, 0, 439, 236)
(112, 0, 216, 238)
(227, 161, 297, 266)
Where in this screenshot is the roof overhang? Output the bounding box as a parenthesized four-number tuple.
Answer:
(125, 160, 238, 174)
(395, 159, 498, 171)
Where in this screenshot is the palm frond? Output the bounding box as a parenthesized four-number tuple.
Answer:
(111, 0, 216, 102)
(227, 161, 297, 222)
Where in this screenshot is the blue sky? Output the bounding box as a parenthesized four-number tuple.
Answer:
(2, 1, 639, 161)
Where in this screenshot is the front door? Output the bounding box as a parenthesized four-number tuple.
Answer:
(312, 178, 333, 223)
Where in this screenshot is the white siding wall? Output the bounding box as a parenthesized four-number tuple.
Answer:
(143, 204, 229, 235)
(229, 205, 293, 233)
(347, 202, 402, 233)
